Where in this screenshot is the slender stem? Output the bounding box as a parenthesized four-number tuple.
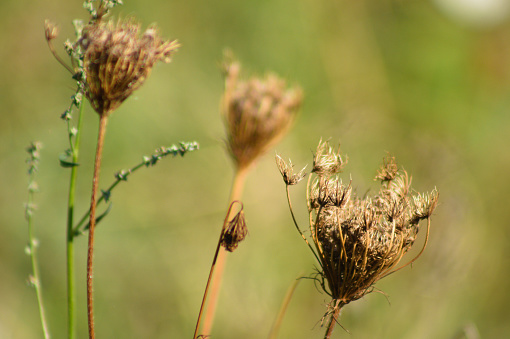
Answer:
(26, 177, 51, 339)
(193, 202, 239, 339)
(87, 114, 109, 339)
(285, 185, 321, 264)
(66, 101, 84, 339)
(324, 303, 343, 339)
(72, 142, 199, 235)
(268, 275, 302, 339)
(199, 167, 249, 337)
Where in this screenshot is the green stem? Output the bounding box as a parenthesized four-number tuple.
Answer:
(66, 101, 84, 339)
(27, 194, 51, 339)
(25, 142, 50, 339)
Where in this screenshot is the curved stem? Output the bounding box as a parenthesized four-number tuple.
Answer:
(66, 100, 84, 339)
(198, 167, 248, 337)
(87, 114, 109, 339)
(285, 185, 321, 264)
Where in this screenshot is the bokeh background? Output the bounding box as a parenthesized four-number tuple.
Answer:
(2, 0, 510, 338)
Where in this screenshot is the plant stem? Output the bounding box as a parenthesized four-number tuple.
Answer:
(268, 275, 302, 339)
(198, 167, 248, 337)
(26, 183, 51, 338)
(66, 100, 84, 339)
(193, 201, 240, 339)
(25, 141, 50, 338)
(72, 142, 199, 235)
(87, 114, 109, 339)
(324, 303, 342, 339)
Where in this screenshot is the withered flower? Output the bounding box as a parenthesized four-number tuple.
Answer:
(220, 206, 248, 252)
(276, 154, 307, 186)
(278, 140, 439, 337)
(312, 139, 346, 176)
(80, 19, 180, 116)
(44, 20, 59, 41)
(222, 58, 303, 170)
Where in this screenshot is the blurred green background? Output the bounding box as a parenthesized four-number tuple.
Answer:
(2, 0, 510, 338)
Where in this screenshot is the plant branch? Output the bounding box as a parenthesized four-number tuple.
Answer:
(72, 142, 199, 235)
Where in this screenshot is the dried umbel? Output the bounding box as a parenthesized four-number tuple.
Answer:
(79, 19, 180, 116)
(222, 59, 303, 170)
(278, 143, 439, 336)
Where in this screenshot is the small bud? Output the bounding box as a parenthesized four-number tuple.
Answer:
(44, 20, 59, 41)
(221, 203, 248, 252)
(375, 154, 398, 182)
(312, 139, 345, 176)
(276, 154, 306, 186)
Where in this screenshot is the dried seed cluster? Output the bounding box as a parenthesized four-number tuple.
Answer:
(278, 140, 439, 308)
(79, 19, 180, 116)
(222, 59, 303, 170)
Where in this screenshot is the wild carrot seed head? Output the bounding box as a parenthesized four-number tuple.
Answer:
(79, 19, 180, 116)
(222, 58, 303, 170)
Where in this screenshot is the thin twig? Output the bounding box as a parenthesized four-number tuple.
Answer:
(193, 201, 241, 339)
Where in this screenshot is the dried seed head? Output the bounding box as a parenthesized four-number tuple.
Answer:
(80, 19, 180, 116)
(221, 206, 248, 252)
(222, 58, 302, 170)
(375, 154, 398, 182)
(44, 20, 59, 41)
(276, 154, 306, 186)
(303, 152, 438, 306)
(312, 139, 346, 176)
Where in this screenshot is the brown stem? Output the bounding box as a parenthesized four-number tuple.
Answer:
(87, 114, 108, 339)
(198, 167, 248, 337)
(193, 202, 240, 339)
(324, 303, 343, 339)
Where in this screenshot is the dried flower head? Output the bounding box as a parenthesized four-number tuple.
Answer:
(307, 155, 438, 307)
(44, 20, 59, 41)
(222, 57, 303, 170)
(276, 154, 307, 186)
(312, 139, 346, 176)
(79, 19, 180, 116)
(375, 154, 398, 182)
(220, 204, 248, 252)
(280, 141, 439, 329)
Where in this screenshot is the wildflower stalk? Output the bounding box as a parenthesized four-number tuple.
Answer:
(268, 275, 302, 339)
(25, 142, 50, 339)
(198, 167, 248, 337)
(324, 304, 343, 339)
(66, 99, 84, 339)
(87, 114, 108, 339)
